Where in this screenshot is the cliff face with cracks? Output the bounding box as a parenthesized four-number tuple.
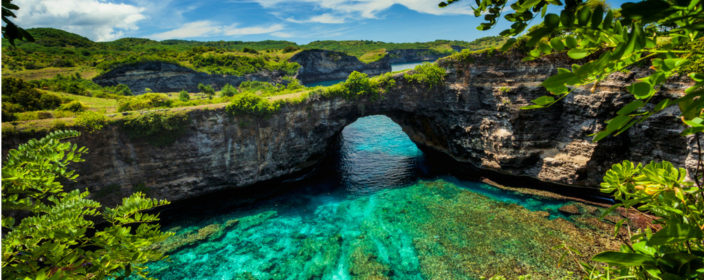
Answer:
(93, 61, 287, 94)
(3, 51, 696, 203)
(290, 49, 391, 84)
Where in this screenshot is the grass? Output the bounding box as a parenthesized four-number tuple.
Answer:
(3, 66, 100, 81)
(50, 90, 120, 113)
(359, 49, 387, 63)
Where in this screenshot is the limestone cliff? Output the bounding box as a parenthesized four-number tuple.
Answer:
(2, 51, 696, 203)
(386, 49, 449, 64)
(93, 61, 286, 94)
(290, 49, 391, 83)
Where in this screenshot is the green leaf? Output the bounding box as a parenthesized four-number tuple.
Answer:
(592, 252, 654, 266)
(565, 36, 578, 49)
(567, 48, 589, 59)
(628, 82, 654, 99)
(544, 13, 560, 28)
(549, 37, 565, 51)
(617, 100, 645, 115)
(647, 221, 704, 246)
(591, 5, 604, 29)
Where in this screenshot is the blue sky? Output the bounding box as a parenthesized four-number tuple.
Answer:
(13, 0, 629, 44)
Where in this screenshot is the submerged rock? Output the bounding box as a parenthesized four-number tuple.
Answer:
(558, 204, 581, 215)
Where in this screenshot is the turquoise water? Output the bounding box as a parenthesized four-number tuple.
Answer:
(146, 115, 610, 279)
(391, 61, 428, 72)
(303, 62, 431, 87)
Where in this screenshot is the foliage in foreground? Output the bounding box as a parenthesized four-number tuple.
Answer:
(441, 0, 704, 278)
(1, 130, 172, 279)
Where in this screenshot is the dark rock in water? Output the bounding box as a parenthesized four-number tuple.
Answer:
(92, 61, 285, 94)
(290, 49, 390, 84)
(558, 204, 581, 215)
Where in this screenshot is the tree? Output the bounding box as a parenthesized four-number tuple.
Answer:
(220, 83, 237, 97)
(440, 0, 704, 278)
(2, 0, 34, 46)
(179, 90, 190, 101)
(198, 83, 215, 99)
(1, 130, 172, 279)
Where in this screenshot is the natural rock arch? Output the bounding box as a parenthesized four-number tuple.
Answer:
(3, 52, 694, 204)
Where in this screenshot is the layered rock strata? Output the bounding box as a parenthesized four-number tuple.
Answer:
(93, 61, 285, 94)
(290, 49, 391, 83)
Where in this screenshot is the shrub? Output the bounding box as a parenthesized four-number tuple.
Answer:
(221, 83, 237, 97)
(225, 93, 280, 117)
(403, 63, 446, 88)
(282, 46, 299, 53)
(242, 47, 258, 54)
(198, 83, 215, 99)
(122, 111, 190, 146)
(2, 77, 62, 112)
(75, 111, 107, 132)
(111, 83, 132, 95)
(59, 100, 86, 112)
(1, 130, 171, 279)
(179, 90, 190, 101)
(118, 93, 172, 112)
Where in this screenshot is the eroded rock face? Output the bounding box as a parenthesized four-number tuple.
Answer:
(386, 49, 448, 64)
(290, 49, 391, 84)
(3, 51, 696, 203)
(93, 61, 285, 94)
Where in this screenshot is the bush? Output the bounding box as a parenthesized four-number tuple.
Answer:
(59, 100, 86, 112)
(122, 111, 190, 146)
(225, 93, 280, 117)
(75, 111, 107, 132)
(179, 90, 190, 101)
(2, 77, 63, 113)
(198, 83, 215, 99)
(282, 46, 299, 53)
(118, 93, 172, 112)
(403, 63, 446, 88)
(111, 83, 132, 95)
(2, 130, 171, 279)
(221, 83, 237, 97)
(242, 47, 258, 54)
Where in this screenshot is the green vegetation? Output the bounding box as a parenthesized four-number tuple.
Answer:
(304, 37, 506, 58)
(403, 63, 446, 88)
(442, 0, 704, 278)
(118, 93, 172, 112)
(58, 100, 86, 112)
(75, 111, 107, 132)
(122, 111, 190, 146)
(2, 77, 62, 121)
(1, 130, 171, 279)
(221, 83, 237, 97)
(179, 90, 190, 101)
(225, 93, 281, 117)
(198, 83, 216, 99)
(314, 71, 397, 100)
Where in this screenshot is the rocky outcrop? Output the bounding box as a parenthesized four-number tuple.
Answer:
(3, 51, 696, 204)
(290, 49, 390, 84)
(93, 61, 285, 94)
(386, 49, 449, 64)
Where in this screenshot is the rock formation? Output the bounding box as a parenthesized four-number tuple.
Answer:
(290, 49, 391, 84)
(93, 61, 286, 94)
(3, 51, 695, 204)
(386, 49, 448, 64)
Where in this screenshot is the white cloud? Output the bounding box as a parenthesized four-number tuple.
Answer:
(150, 21, 223, 40)
(14, 0, 146, 41)
(150, 21, 287, 40)
(223, 24, 284, 36)
(251, 0, 473, 19)
(286, 13, 346, 24)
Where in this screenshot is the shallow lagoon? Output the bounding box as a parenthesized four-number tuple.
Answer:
(147, 116, 616, 279)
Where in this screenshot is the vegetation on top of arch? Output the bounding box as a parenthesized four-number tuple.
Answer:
(441, 0, 704, 142)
